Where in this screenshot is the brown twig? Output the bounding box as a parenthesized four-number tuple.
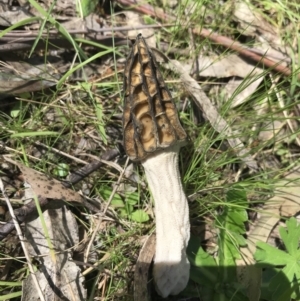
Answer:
(1, 24, 175, 38)
(117, 0, 172, 21)
(195, 28, 296, 78)
(0, 179, 46, 300)
(0, 24, 174, 53)
(66, 148, 119, 185)
(116, 0, 299, 80)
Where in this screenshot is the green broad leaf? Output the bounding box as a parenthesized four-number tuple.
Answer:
(118, 208, 127, 218)
(222, 237, 240, 264)
(215, 185, 248, 284)
(226, 186, 248, 206)
(10, 101, 21, 118)
(100, 186, 123, 204)
(125, 192, 139, 205)
(194, 247, 216, 268)
(280, 264, 298, 285)
(187, 235, 213, 266)
(229, 210, 248, 223)
(230, 231, 247, 247)
(217, 186, 248, 268)
(130, 210, 149, 223)
(254, 217, 300, 301)
(110, 198, 125, 208)
(187, 235, 218, 286)
(255, 241, 293, 266)
(279, 217, 300, 256)
(268, 265, 300, 300)
(276, 285, 300, 301)
(53, 163, 69, 177)
(125, 203, 134, 215)
(79, 0, 98, 17)
(10, 106, 20, 118)
(143, 15, 156, 25)
(224, 212, 247, 234)
(187, 235, 248, 301)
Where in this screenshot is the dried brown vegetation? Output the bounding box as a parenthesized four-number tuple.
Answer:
(0, 0, 300, 300)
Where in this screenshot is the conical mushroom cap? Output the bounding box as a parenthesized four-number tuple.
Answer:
(123, 34, 187, 161)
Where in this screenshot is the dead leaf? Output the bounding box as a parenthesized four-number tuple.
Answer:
(236, 171, 300, 301)
(248, 171, 300, 251)
(134, 234, 155, 301)
(18, 160, 87, 300)
(182, 54, 265, 108)
(22, 205, 86, 301)
(195, 54, 263, 78)
(277, 172, 300, 217)
(169, 60, 258, 171)
(234, 2, 277, 38)
(234, 1, 291, 59)
(0, 10, 34, 26)
(123, 11, 156, 48)
(224, 77, 263, 108)
(4, 157, 84, 204)
(0, 54, 61, 94)
(0, 80, 56, 94)
(258, 120, 285, 142)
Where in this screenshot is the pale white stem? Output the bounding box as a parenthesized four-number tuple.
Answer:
(141, 145, 190, 298)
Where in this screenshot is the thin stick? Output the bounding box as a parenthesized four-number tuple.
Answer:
(0, 149, 120, 240)
(271, 74, 300, 146)
(1, 24, 175, 38)
(117, 0, 297, 80)
(0, 178, 46, 301)
(83, 157, 130, 264)
(169, 59, 258, 171)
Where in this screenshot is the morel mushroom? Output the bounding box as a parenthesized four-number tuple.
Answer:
(123, 34, 190, 297)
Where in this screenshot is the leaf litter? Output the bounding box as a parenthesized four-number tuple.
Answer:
(0, 0, 300, 300)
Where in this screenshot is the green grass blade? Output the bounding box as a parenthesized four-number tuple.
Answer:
(0, 17, 41, 38)
(10, 131, 60, 138)
(57, 48, 115, 88)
